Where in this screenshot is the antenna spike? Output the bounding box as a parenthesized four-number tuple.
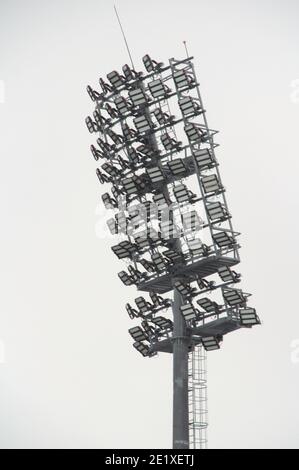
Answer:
(114, 5, 135, 70)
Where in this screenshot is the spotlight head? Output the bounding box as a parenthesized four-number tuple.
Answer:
(129, 326, 148, 342)
(179, 96, 201, 116)
(193, 148, 215, 170)
(180, 303, 198, 321)
(142, 54, 164, 73)
(201, 335, 222, 351)
(115, 96, 131, 116)
(118, 270, 135, 286)
(133, 114, 153, 134)
(172, 69, 194, 89)
(201, 174, 222, 195)
(107, 70, 125, 89)
(218, 266, 240, 283)
(133, 341, 150, 357)
(197, 297, 220, 313)
(148, 79, 170, 99)
(85, 116, 98, 133)
(239, 308, 260, 326)
(213, 231, 236, 248)
(146, 166, 165, 184)
(128, 87, 149, 107)
(223, 288, 246, 307)
(207, 202, 228, 222)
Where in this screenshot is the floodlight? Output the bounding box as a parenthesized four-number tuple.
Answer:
(111, 240, 136, 259)
(117, 155, 133, 172)
(197, 297, 220, 313)
(174, 281, 198, 299)
(167, 159, 187, 176)
(129, 326, 148, 342)
(139, 258, 156, 273)
(151, 252, 168, 272)
(105, 103, 119, 119)
(223, 288, 246, 307)
(107, 128, 123, 145)
(239, 308, 260, 326)
(90, 145, 104, 161)
(148, 79, 171, 99)
(133, 341, 150, 357)
(111, 185, 123, 200)
(96, 168, 110, 184)
(218, 266, 240, 283)
(151, 316, 173, 329)
(161, 133, 182, 151)
(118, 270, 135, 286)
(212, 231, 236, 248)
(193, 148, 215, 169)
(128, 265, 144, 282)
(153, 108, 175, 125)
(163, 249, 184, 264)
(102, 192, 117, 209)
(101, 162, 121, 179)
(201, 336, 221, 351)
(99, 77, 113, 94)
(86, 85, 102, 102)
(201, 174, 222, 195)
(115, 96, 132, 116)
(135, 296, 153, 314)
(149, 292, 171, 309)
(106, 218, 118, 235)
(142, 54, 164, 73)
(141, 320, 155, 336)
(197, 278, 214, 290)
(146, 166, 164, 184)
(93, 109, 110, 128)
(126, 303, 139, 319)
(107, 70, 125, 89)
(121, 124, 137, 142)
(97, 137, 113, 153)
(133, 114, 153, 134)
(137, 144, 158, 159)
(187, 239, 209, 257)
(207, 202, 228, 222)
(128, 87, 149, 107)
(173, 184, 197, 204)
(172, 69, 194, 89)
(180, 303, 198, 322)
(179, 96, 201, 116)
(122, 176, 143, 195)
(127, 147, 141, 165)
(85, 116, 98, 133)
(184, 123, 205, 142)
(122, 63, 141, 81)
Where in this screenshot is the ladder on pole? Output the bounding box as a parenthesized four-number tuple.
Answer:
(188, 345, 208, 449)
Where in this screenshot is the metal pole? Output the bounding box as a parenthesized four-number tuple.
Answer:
(172, 287, 190, 449)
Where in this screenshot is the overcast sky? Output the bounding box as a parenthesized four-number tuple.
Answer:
(0, 0, 299, 448)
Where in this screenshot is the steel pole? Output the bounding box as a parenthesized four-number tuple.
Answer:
(172, 287, 190, 449)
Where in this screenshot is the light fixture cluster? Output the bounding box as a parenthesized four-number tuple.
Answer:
(86, 54, 260, 356)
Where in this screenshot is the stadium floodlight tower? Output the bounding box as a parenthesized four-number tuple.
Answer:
(85, 51, 260, 449)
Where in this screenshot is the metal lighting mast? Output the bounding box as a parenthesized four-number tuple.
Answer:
(85, 53, 260, 449)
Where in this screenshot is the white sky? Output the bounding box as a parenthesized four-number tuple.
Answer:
(0, 0, 299, 448)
